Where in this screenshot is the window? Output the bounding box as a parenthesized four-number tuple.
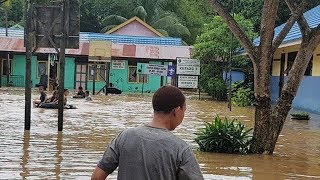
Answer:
(37, 61, 47, 78)
(88, 64, 107, 81)
(1, 59, 12, 75)
(128, 66, 148, 83)
(285, 51, 312, 76)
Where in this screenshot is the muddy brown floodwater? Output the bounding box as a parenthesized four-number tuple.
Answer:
(0, 89, 320, 179)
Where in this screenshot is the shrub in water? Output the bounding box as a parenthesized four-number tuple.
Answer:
(231, 81, 254, 107)
(195, 116, 252, 154)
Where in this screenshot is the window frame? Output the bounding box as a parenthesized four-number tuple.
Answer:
(1, 58, 13, 76)
(88, 64, 107, 82)
(37, 61, 48, 78)
(128, 65, 148, 84)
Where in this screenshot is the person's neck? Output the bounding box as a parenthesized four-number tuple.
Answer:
(149, 114, 171, 130)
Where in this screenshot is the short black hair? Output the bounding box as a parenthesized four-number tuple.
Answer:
(79, 86, 83, 90)
(85, 90, 90, 94)
(152, 86, 185, 113)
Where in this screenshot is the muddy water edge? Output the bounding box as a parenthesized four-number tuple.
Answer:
(0, 89, 320, 179)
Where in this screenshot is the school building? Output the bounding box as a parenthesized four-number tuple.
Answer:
(0, 16, 192, 93)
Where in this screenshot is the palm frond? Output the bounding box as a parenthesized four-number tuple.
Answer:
(101, 25, 118, 33)
(101, 15, 127, 27)
(133, 6, 147, 21)
(155, 29, 169, 36)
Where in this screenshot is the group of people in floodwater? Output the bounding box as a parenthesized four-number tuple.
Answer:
(33, 86, 92, 108)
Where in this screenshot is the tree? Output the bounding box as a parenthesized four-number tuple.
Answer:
(100, 3, 191, 43)
(194, 15, 256, 63)
(194, 15, 255, 99)
(209, 0, 320, 154)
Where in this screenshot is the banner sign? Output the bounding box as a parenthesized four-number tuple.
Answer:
(137, 63, 168, 76)
(176, 58, 200, 75)
(112, 60, 125, 69)
(178, 75, 198, 89)
(89, 41, 112, 62)
(145, 64, 168, 76)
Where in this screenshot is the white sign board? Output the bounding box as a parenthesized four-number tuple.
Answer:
(178, 75, 198, 89)
(145, 64, 168, 76)
(112, 60, 125, 69)
(176, 58, 200, 75)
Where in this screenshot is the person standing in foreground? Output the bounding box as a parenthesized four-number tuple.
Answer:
(91, 86, 204, 180)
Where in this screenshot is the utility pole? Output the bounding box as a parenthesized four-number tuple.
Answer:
(24, 0, 32, 130)
(58, 0, 67, 131)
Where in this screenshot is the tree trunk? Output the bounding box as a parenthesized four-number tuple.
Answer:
(210, 0, 320, 154)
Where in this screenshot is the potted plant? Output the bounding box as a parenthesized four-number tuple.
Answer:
(290, 112, 310, 120)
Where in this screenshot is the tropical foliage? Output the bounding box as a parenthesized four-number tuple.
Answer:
(231, 81, 254, 107)
(194, 15, 255, 97)
(1, 0, 319, 44)
(195, 116, 252, 154)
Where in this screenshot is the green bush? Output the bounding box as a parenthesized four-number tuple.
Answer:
(231, 81, 254, 107)
(195, 116, 252, 154)
(207, 78, 227, 100)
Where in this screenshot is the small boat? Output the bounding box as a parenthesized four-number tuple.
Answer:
(290, 114, 310, 120)
(72, 95, 85, 99)
(38, 103, 77, 109)
(106, 87, 122, 94)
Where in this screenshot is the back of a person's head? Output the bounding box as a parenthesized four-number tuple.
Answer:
(152, 86, 185, 114)
(85, 90, 90, 95)
(79, 86, 83, 90)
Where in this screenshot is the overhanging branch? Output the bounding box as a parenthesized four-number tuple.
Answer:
(209, 0, 257, 60)
(285, 0, 311, 36)
(272, 1, 307, 53)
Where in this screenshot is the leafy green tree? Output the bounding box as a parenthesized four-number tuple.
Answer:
(193, 15, 255, 97)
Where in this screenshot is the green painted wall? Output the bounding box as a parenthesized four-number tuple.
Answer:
(11, 55, 75, 89)
(65, 57, 75, 90)
(9, 55, 168, 93)
(12, 55, 37, 86)
(109, 60, 168, 93)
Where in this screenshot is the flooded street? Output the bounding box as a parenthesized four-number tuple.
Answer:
(1, 89, 320, 179)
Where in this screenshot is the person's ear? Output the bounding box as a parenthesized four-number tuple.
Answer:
(173, 107, 180, 116)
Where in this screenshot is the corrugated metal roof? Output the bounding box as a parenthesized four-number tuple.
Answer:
(253, 5, 320, 46)
(0, 37, 89, 55)
(0, 28, 182, 46)
(0, 37, 192, 59)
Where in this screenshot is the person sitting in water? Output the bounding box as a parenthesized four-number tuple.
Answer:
(33, 86, 47, 107)
(46, 90, 58, 103)
(85, 90, 92, 101)
(45, 88, 68, 105)
(64, 89, 69, 105)
(73, 86, 85, 98)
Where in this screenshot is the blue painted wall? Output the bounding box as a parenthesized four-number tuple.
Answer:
(271, 76, 320, 113)
(223, 71, 245, 83)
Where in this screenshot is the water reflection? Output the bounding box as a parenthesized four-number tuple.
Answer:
(55, 132, 63, 180)
(20, 131, 30, 179)
(0, 90, 320, 179)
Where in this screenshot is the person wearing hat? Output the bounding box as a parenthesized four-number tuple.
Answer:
(91, 86, 204, 180)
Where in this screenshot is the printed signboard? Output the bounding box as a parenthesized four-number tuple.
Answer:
(145, 64, 168, 76)
(137, 63, 168, 76)
(176, 58, 200, 75)
(112, 60, 125, 69)
(178, 75, 198, 89)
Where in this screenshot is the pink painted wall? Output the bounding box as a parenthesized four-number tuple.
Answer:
(112, 44, 192, 60)
(110, 21, 160, 37)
